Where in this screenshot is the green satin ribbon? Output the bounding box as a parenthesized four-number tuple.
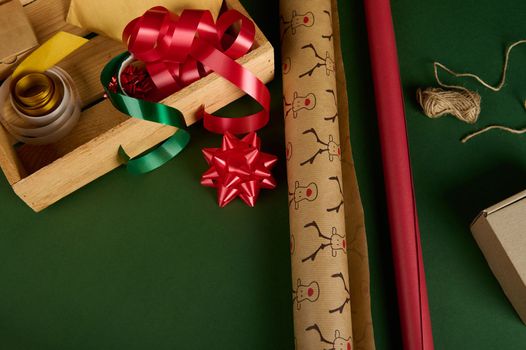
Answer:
(101, 52, 190, 174)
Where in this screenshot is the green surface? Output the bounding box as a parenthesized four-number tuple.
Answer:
(2, 0, 526, 349)
(399, 1, 526, 348)
(345, 0, 526, 349)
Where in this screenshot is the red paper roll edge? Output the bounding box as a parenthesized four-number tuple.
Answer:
(363, 0, 434, 349)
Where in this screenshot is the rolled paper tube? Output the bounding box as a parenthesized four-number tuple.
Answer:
(364, 0, 434, 349)
(280, 1, 354, 349)
(0, 67, 81, 145)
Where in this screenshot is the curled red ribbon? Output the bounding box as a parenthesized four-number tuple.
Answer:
(123, 7, 270, 134)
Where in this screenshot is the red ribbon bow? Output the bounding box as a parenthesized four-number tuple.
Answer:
(201, 132, 277, 207)
(122, 7, 270, 134)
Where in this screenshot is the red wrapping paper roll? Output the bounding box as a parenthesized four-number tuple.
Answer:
(363, 0, 434, 349)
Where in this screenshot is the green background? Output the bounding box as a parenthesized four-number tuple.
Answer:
(2, 0, 526, 349)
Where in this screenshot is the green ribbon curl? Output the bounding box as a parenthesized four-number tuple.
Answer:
(101, 52, 190, 174)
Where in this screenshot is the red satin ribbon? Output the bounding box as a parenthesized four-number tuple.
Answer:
(122, 7, 270, 134)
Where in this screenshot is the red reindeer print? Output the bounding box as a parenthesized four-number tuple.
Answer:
(299, 43, 335, 78)
(286, 142, 292, 161)
(326, 176, 344, 213)
(300, 128, 341, 166)
(322, 10, 334, 41)
(306, 324, 353, 350)
(290, 234, 295, 255)
(280, 10, 315, 40)
(289, 181, 318, 209)
(292, 279, 320, 310)
(283, 57, 291, 74)
(302, 221, 346, 262)
(329, 272, 351, 314)
(284, 92, 317, 118)
(324, 89, 338, 123)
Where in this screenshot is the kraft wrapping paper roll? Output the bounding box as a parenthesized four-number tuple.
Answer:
(281, 1, 374, 349)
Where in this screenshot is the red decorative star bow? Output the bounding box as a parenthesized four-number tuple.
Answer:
(201, 132, 278, 207)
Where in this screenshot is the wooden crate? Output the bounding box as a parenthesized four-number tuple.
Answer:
(0, 0, 274, 212)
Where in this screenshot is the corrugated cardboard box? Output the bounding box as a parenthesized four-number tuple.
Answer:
(471, 190, 526, 324)
(0, 0, 38, 79)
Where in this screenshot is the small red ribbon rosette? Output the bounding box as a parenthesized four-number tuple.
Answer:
(108, 65, 154, 99)
(201, 132, 277, 207)
(122, 7, 276, 207)
(122, 7, 270, 134)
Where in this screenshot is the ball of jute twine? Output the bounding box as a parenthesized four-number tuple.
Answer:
(416, 87, 480, 124)
(417, 39, 526, 142)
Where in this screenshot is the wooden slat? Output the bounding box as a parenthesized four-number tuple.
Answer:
(0, 123, 26, 184)
(13, 116, 176, 212)
(49, 100, 129, 154)
(15, 100, 128, 170)
(16, 143, 58, 174)
(58, 36, 125, 105)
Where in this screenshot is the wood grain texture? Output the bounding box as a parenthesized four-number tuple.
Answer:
(57, 36, 126, 105)
(15, 100, 129, 171)
(0, 122, 26, 184)
(13, 116, 176, 212)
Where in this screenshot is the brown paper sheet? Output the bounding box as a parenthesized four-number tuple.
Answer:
(280, 0, 374, 349)
(330, 1, 375, 348)
(0, 0, 38, 78)
(66, 0, 222, 42)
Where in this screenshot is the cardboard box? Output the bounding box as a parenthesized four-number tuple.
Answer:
(0, 0, 274, 212)
(471, 190, 526, 324)
(0, 0, 38, 79)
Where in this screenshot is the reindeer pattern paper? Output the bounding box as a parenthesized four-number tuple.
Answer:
(281, 1, 354, 349)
